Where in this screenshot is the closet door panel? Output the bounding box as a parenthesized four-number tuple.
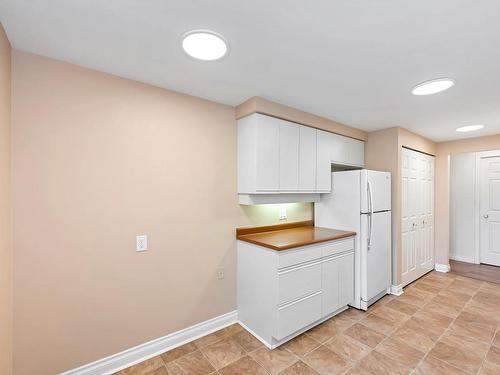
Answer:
(401, 148, 434, 287)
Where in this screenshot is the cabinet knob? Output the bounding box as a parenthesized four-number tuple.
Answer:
(483, 214, 489, 219)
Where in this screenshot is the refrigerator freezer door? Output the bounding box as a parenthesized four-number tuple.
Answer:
(360, 211, 391, 302)
(360, 170, 391, 213)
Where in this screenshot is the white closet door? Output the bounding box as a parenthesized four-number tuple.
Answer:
(420, 153, 434, 272)
(401, 148, 434, 287)
(401, 148, 419, 285)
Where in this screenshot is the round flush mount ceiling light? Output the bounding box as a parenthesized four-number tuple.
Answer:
(181, 30, 228, 61)
(411, 78, 455, 96)
(456, 124, 485, 132)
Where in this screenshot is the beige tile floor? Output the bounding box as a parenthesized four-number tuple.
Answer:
(116, 271, 500, 375)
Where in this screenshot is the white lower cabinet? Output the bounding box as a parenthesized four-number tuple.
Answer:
(237, 237, 355, 348)
(322, 252, 354, 316)
(276, 292, 322, 340)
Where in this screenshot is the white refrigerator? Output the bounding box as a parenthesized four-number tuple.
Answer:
(315, 170, 392, 310)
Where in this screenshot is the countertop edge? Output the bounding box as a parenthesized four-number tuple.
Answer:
(237, 231, 356, 251)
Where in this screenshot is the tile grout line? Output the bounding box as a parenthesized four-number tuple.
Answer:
(407, 275, 461, 374)
(369, 297, 425, 374)
(472, 283, 500, 375)
(410, 277, 487, 375)
(365, 273, 455, 374)
(122, 273, 500, 375)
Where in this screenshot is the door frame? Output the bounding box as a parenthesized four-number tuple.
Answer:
(475, 150, 500, 264)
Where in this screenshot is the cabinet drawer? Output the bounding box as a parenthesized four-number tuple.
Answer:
(275, 292, 322, 340)
(278, 260, 322, 304)
(321, 238, 354, 257)
(278, 245, 322, 268)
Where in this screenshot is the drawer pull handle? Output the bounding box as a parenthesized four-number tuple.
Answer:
(278, 259, 322, 274)
(322, 250, 354, 262)
(278, 291, 322, 310)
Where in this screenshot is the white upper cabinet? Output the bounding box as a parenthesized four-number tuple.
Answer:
(345, 137, 365, 167)
(316, 130, 332, 192)
(255, 115, 280, 191)
(279, 120, 300, 191)
(237, 113, 364, 197)
(299, 126, 317, 191)
(330, 133, 347, 164)
(330, 133, 364, 167)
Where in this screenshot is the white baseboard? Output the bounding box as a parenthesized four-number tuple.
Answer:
(237, 321, 273, 350)
(389, 284, 404, 296)
(434, 263, 451, 273)
(449, 254, 475, 263)
(60, 310, 238, 375)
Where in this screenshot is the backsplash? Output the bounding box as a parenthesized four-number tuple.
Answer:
(240, 202, 313, 226)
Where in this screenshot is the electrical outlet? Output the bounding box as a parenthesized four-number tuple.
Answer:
(136, 235, 148, 252)
(279, 206, 287, 220)
(217, 269, 225, 280)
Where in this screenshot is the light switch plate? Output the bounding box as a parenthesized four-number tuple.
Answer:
(136, 235, 148, 252)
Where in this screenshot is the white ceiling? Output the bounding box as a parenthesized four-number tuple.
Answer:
(2, 0, 500, 141)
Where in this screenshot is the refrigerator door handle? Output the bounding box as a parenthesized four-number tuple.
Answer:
(367, 181, 374, 249)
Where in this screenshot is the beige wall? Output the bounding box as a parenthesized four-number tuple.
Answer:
(0, 23, 13, 375)
(11, 51, 312, 375)
(435, 135, 500, 267)
(365, 127, 436, 285)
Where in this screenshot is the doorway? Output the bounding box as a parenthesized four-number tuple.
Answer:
(449, 150, 500, 267)
(478, 153, 500, 266)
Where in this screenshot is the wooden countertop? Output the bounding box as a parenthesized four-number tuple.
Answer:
(236, 220, 355, 251)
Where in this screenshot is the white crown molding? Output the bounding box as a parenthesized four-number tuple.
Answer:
(59, 310, 238, 375)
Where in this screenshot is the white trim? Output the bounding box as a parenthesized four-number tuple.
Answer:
(237, 321, 273, 350)
(434, 263, 451, 273)
(59, 310, 238, 375)
(474, 152, 481, 264)
(449, 253, 476, 264)
(238, 193, 320, 205)
(389, 284, 404, 296)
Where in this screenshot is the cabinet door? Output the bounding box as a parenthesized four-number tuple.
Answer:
(279, 121, 300, 191)
(330, 133, 347, 164)
(346, 138, 365, 166)
(256, 116, 280, 191)
(322, 253, 354, 315)
(321, 257, 340, 315)
(316, 130, 332, 192)
(338, 253, 354, 306)
(299, 126, 317, 191)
